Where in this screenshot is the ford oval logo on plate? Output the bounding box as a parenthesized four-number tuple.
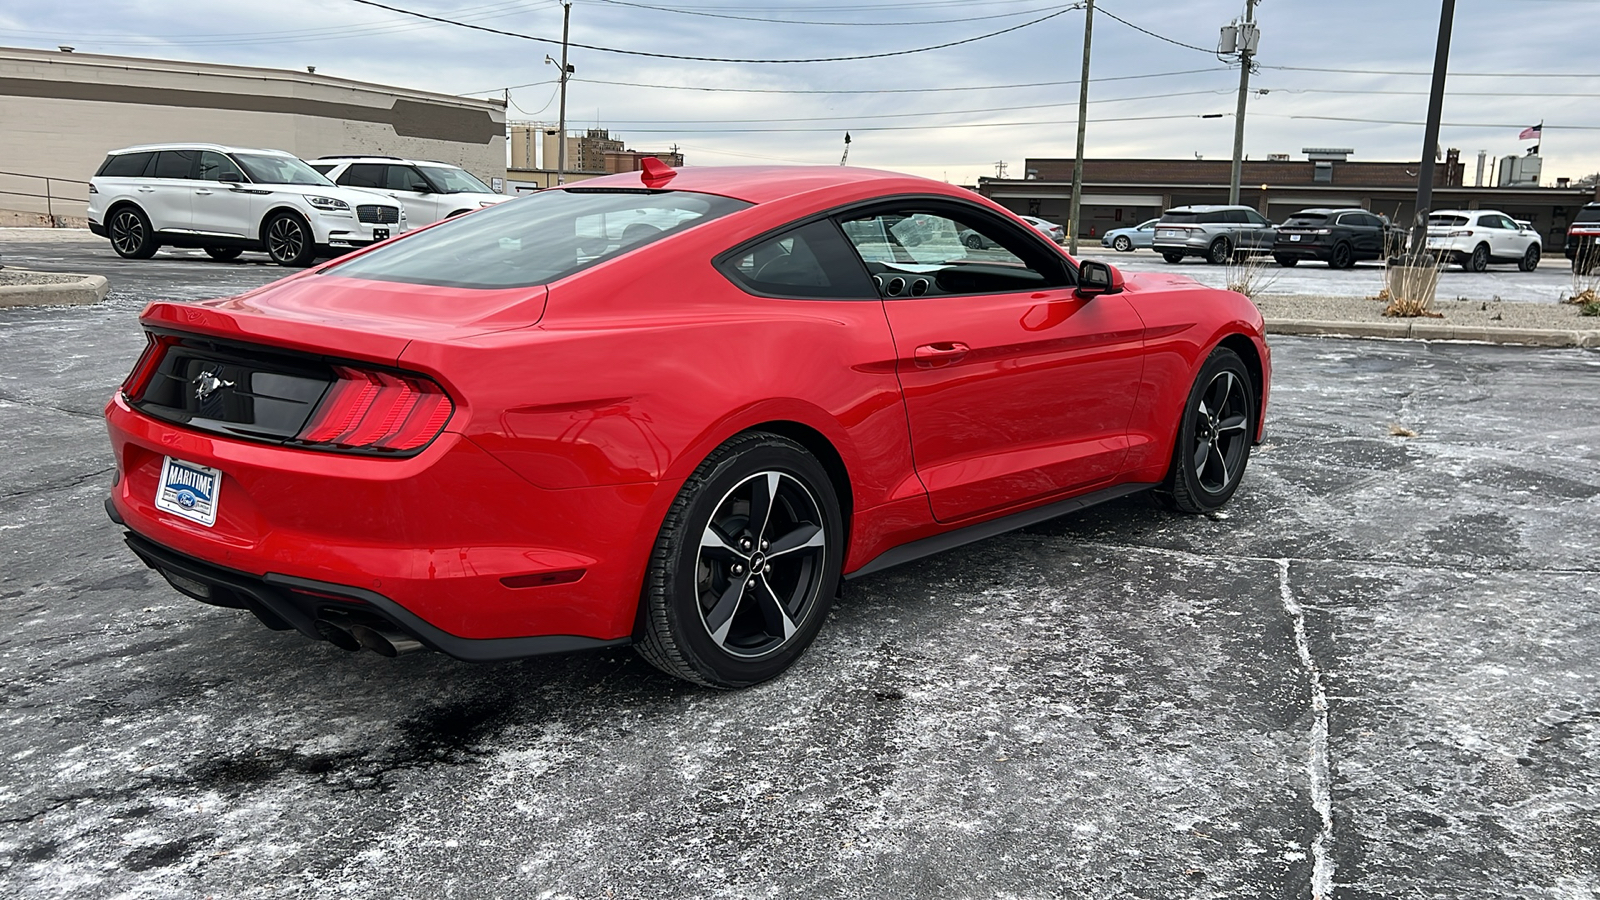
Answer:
(155, 457, 222, 527)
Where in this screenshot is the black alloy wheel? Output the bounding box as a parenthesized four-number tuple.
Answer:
(1330, 242, 1354, 269)
(963, 232, 984, 250)
(1207, 237, 1233, 265)
(1162, 251, 1185, 264)
(204, 246, 243, 262)
(108, 207, 159, 259)
(1158, 346, 1255, 514)
(636, 432, 844, 688)
(264, 213, 316, 267)
(1466, 243, 1490, 273)
(1113, 235, 1133, 252)
(1274, 255, 1298, 268)
(1518, 244, 1540, 272)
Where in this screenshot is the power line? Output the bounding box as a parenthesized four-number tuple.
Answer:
(1095, 6, 1214, 54)
(340, 0, 1079, 63)
(1263, 64, 1598, 78)
(1255, 113, 1600, 130)
(588, 0, 1065, 26)
(587, 112, 1227, 134)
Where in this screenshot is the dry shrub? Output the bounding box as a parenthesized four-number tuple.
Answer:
(1388, 423, 1418, 438)
(1382, 254, 1445, 318)
(1563, 243, 1599, 307)
(1224, 250, 1279, 299)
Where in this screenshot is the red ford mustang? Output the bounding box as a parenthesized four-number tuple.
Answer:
(105, 163, 1270, 688)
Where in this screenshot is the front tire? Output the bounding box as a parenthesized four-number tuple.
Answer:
(1113, 236, 1133, 252)
(263, 212, 317, 267)
(635, 432, 844, 688)
(108, 206, 159, 259)
(1518, 244, 1540, 272)
(1158, 347, 1255, 514)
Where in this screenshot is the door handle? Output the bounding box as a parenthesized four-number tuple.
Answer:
(136, 187, 155, 193)
(194, 189, 212, 195)
(914, 342, 970, 367)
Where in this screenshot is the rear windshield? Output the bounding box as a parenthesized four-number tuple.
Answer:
(1159, 211, 1198, 224)
(1283, 213, 1328, 227)
(1576, 206, 1600, 224)
(324, 189, 751, 289)
(1428, 214, 1469, 227)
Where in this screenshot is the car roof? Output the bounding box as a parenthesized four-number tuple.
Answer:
(556, 165, 978, 206)
(1166, 204, 1257, 213)
(316, 155, 463, 167)
(1288, 207, 1368, 215)
(1430, 209, 1505, 216)
(107, 143, 294, 157)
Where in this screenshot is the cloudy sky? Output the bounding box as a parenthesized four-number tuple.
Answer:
(4, 0, 1597, 186)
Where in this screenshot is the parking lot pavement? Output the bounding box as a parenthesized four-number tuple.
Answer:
(2, 255, 1598, 899)
(1087, 247, 1582, 305)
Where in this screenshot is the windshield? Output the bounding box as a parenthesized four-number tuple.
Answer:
(234, 154, 333, 186)
(324, 189, 751, 289)
(420, 165, 493, 194)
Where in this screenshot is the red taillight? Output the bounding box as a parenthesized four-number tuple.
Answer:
(297, 365, 453, 453)
(121, 334, 174, 400)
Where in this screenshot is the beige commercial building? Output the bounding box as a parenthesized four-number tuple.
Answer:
(0, 46, 507, 225)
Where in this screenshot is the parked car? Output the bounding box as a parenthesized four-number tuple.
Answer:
(1565, 202, 1600, 274)
(1019, 214, 1066, 243)
(1272, 208, 1390, 268)
(1424, 209, 1542, 272)
(104, 164, 1270, 688)
(1102, 218, 1159, 252)
(1152, 205, 1276, 264)
(88, 143, 405, 267)
(309, 155, 510, 226)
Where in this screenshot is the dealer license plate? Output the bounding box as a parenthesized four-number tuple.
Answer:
(155, 457, 221, 527)
(1158, 229, 1181, 238)
(373, 228, 390, 240)
(1289, 234, 1301, 242)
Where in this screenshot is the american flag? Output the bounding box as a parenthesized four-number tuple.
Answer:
(1519, 124, 1542, 140)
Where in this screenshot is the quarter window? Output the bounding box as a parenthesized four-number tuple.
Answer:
(719, 220, 875, 299)
(98, 152, 155, 178)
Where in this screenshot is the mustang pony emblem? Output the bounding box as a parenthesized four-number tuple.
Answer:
(193, 367, 234, 403)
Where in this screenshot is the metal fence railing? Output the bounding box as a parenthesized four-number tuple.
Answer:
(0, 170, 92, 226)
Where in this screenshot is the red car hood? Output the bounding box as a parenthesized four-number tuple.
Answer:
(139, 274, 548, 366)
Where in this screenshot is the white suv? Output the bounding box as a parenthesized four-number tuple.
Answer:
(308, 156, 510, 226)
(88, 144, 405, 267)
(1423, 208, 1542, 272)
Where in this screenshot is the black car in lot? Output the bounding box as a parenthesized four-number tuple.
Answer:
(1566, 202, 1600, 274)
(1272, 208, 1390, 269)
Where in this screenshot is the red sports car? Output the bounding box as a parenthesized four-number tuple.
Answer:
(105, 163, 1270, 688)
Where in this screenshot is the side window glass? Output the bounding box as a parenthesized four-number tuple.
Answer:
(387, 166, 425, 192)
(340, 164, 385, 189)
(719, 220, 875, 299)
(838, 209, 1065, 297)
(1198, 211, 1226, 225)
(1244, 209, 1269, 225)
(100, 152, 155, 177)
(197, 152, 244, 182)
(1223, 209, 1251, 225)
(153, 150, 196, 179)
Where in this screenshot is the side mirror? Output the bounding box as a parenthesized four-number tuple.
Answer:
(410, 182, 432, 193)
(219, 173, 243, 184)
(1075, 259, 1125, 299)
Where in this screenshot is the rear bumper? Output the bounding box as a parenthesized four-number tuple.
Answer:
(105, 392, 660, 646)
(1271, 242, 1333, 261)
(89, 220, 107, 237)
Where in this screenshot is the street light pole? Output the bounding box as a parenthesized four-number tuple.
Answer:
(1227, 0, 1257, 206)
(1408, 0, 1456, 258)
(556, 0, 571, 186)
(1068, 0, 1093, 257)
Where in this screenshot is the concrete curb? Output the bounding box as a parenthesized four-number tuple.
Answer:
(0, 271, 111, 309)
(1265, 318, 1600, 348)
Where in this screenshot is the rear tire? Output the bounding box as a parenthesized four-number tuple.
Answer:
(1274, 255, 1298, 267)
(204, 246, 243, 262)
(635, 432, 844, 688)
(263, 212, 316, 267)
(1207, 238, 1233, 265)
(1517, 244, 1540, 272)
(1157, 347, 1255, 515)
(1330, 242, 1354, 269)
(1162, 251, 1185, 264)
(1465, 243, 1490, 273)
(108, 206, 159, 259)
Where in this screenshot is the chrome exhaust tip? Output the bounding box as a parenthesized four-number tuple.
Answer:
(349, 624, 423, 657)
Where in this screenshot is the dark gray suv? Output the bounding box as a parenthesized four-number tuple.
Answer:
(1152, 205, 1276, 265)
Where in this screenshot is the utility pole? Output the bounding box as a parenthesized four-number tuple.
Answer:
(1407, 0, 1456, 259)
(840, 132, 852, 166)
(551, 0, 572, 185)
(1227, 0, 1258, 206)
(1068, 0, 1093, 256)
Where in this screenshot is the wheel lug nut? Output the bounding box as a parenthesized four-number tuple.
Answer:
(731, 564, 743, 574)
(763, 564, 771, 574)
(760, 540, 768, 550)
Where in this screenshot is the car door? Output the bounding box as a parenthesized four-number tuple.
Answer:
(1135, 219, 1158, 247)
(383, 164, 441, 224)
(838, 202, 1147, 523)
(1473, 214, 1509, 259)
(189, 151, 254, 237)
(143, 149, 199, 232)
(1241, 208, 1274, 250)
(1351, 213, 1384, 259)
